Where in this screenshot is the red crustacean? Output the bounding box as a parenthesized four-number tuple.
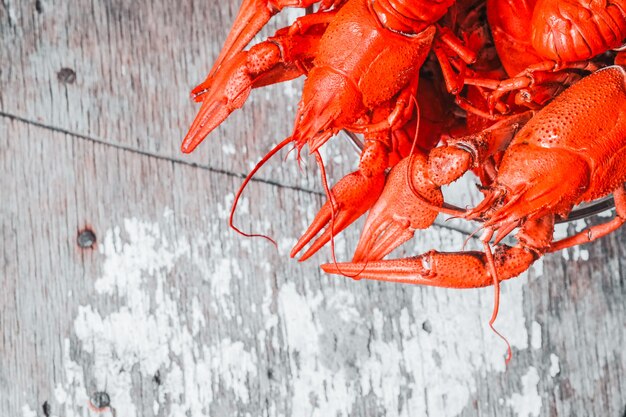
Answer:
(323, 65, 626, 293)
(182, 0, 481, 261)
(182, 0, 626, 295)
(324, 0, 626, 278)
(468, 0, 626, 110)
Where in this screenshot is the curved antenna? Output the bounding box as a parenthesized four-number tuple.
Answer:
(229, 136, 293, 247)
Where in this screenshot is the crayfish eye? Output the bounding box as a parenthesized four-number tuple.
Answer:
(518, 90, 532, 102)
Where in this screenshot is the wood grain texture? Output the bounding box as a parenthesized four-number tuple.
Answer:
(1, 1, 625, 417)
(0, 0, 353, 192)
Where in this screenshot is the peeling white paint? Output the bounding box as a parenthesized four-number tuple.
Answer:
(268, 272, 534, 416)
(21, 405, 37, 417)
(222, 143, 237, 155)
(53, 339, 90, 417)
(43, 205, 545, 417)
(550, 354, 560, 377)
(278, 283, 350, 416)
(507, 367, 542, 417)
(531, 321, 542, 350)
(210, 258, 237, 319)
(53, 216, 257, 417)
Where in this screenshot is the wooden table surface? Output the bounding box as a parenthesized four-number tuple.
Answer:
(1, 1, 624, 416)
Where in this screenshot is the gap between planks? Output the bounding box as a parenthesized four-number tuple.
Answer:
(0, 110, 478, 241)
(0, 110, 319, 194)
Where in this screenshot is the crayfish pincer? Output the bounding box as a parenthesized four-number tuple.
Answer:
(181, 0, 477, 260)
(323, 66, 626, 287)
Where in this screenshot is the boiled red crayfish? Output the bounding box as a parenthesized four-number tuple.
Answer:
(320, 0, 626, 276)
(324, 66, 626, 286)
(469, 0, 626, 110)
(182, 0, 626, 286)
(182, 0, 478, 260)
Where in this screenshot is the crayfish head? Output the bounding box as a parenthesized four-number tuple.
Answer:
(483, 144, 591, 227)
(292, 67, 365, 154)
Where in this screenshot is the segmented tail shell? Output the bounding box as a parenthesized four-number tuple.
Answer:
(372, 0, 454, 33)
(531, 0, 626, 62)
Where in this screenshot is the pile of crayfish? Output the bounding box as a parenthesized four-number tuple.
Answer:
(182, 0, 626, 348)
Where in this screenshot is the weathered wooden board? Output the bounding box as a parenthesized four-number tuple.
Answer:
(1, 1, 625, 416)
(0, 0, 353, 192)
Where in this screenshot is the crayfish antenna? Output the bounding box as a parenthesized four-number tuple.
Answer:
(311, 150, 367, 279)
(229, 136, 294, 247)
(481, 229, 513, 365)
(461, 225, 484, 251)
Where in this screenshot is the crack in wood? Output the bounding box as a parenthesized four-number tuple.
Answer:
(0, 110, 322, 195)
(0, 110, 477, 240)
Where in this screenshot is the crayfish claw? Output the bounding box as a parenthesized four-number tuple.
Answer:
(323, 245, 535, 288)
(353, 153, 442, 262)
(207, 0, 281, 80)
(428, 146, 473, 186)
(291, 170, 386, 261)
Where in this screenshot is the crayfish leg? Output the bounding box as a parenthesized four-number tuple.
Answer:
(207, 0, 337, 81)
(550, 185, 626, 253)
(324, 215, 555, 287)
(321, 245, 536, 287)
(427, 111, 533, 186)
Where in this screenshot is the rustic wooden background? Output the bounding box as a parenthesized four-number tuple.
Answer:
(1, 1, 624, 416)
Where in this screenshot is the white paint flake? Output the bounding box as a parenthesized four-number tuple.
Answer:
(507, 367, 542, 417)
(42, 199, 545, 417)
(222, 143, 237, 155)
(267, 270, 533, 417)
(531, 321, 542, 349)
(278, 284, 345, 416)
(550, 354, 561, 377)
(52, 339, 89, 417)
(52, 215, 257, 417)
(21, 405, 37, 417)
